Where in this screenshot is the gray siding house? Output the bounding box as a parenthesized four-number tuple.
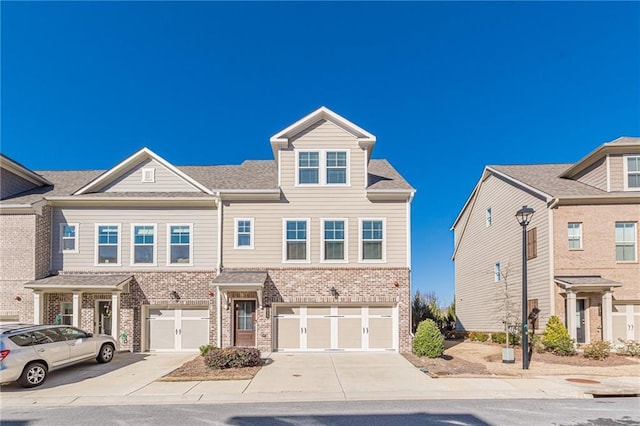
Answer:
(452, 137, 640, 345)
(0, 107, 415, 353)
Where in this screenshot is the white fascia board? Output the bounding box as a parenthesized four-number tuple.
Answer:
(218, 189, 281, 201)
(366, 189, 415, 201)
(45, 196, 219, 207)
(73, 147, 213, 195)
(0, 204, 35, 214)
(0, 155, 53, 186)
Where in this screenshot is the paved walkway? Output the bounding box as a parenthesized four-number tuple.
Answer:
(1, 352, 638, 406)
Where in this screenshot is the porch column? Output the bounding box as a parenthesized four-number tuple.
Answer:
(602, 291, 613, 342)
(566, 291, 577, 341)
(111, 292, 120, 343)
(33, 292, 43, 325)
(72, 292, 82, 328)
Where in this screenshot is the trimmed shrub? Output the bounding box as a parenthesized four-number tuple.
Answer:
(583, 341, 611, 360)
(413, 319, 445, 358)
(617, 339, 640, 357)
(541, 316, 575, 356)
(199, 344, 217, 357)
(492, 332, 506, 344)
(203, 347, 262, 369)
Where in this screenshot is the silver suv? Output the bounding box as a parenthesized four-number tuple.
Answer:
(0, 323, 117, 388)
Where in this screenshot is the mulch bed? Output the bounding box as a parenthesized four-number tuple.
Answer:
(485, 347, 637, 367)
(158, 356, 262, 382)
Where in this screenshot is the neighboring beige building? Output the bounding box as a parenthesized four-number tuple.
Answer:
(0, 107, 415, 353)
(452, 137, 639, 344)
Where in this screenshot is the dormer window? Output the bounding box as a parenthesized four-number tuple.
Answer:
(296, 150, 349, 186)
(625, 156, 640, 190)
(141, 167, 155, 183)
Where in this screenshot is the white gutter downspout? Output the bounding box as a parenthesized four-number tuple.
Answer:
(548, 197, 559, 317)
(215, 192, 222, 347)
(407, 192, 415, 338)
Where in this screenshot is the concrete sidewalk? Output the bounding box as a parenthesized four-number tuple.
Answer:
(1, 352, 638, 407)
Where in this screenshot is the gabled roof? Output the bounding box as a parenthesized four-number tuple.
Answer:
(270, 106, 377, 161)
(0, 153, 53, 187)
(73, 147, 213, 195)
(560, 136, 640, 179)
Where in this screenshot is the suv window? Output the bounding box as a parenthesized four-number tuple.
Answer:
(9, 333, 34, 347)
(58, 327, 88, 340)
(31, 328, 65, 345)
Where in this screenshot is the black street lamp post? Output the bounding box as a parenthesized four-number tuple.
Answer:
(516, 205, 535, 370)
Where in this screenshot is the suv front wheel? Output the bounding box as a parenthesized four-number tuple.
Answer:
(18, 362, 48, 388)
(96, 343, 115, 363)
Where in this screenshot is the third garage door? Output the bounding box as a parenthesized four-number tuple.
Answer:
(274, 305, 395, 351)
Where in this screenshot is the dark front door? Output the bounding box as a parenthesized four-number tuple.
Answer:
(576, 299, 586, 343)
(234, 301, 256, 347)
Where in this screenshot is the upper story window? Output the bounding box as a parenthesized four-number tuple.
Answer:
(235, 218, 254, 249)
(168, 224, 192, 265)
(141, 167, 155, 183)
(527, 227, 537, 260)
(132, 224, 156, 264)
(625, 156, 640, 190)
(615, 222, 637, 262)
(298, 152, 319, 184)
(494, 262, 501, 282)
(284, 219, 309, 262)
(296, 150, 349, 186)
(322, 219, 346, 262)
(361, 219, 385, 262)
(486, 208, 492, 227)
(568, 222, 582, 250)
(96, 224, 120, 265)
(326, 152, 347, 184)
(60, 223, 78, 253)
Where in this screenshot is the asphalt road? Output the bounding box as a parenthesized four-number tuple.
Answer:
(1, 398, 639, 425)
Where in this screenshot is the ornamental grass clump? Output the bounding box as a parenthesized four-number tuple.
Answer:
(413, 319, 445, 358)
(541, 315, 575, 356)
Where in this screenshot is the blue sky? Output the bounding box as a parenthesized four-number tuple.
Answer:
(2, 2, 639, 305)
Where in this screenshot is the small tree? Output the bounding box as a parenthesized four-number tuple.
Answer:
(412, 290, 443, 333)
(413, 319, 445, 358)
(541, 315, 575, 355)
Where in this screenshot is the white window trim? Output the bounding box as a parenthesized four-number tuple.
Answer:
(59, 223, 79, 253)
(282, 218, 311, 263)
(94, 223, 121, 266)
(623, 155, 640, 191)
(320, 218, 349, 263)
(568, 222, 583, 250)
(486, 208, 492, 227)
(166, 223, 194, 266)
(494, 262, 501, 282)
(130, 223, 157, 266)
(141, 167, 156, 183)
(234, 218, 255, 249)
(615, 222, 638, 263)
(358, 218, 387, 263)
(60, 302, 73, 326)
(295, 149, 350, 187)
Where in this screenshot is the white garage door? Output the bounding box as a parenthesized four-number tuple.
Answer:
(149, 307, 210, 351)
(275, 305, 395, 352)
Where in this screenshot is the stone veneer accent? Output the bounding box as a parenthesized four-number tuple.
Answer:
(220, 267, 412, 353)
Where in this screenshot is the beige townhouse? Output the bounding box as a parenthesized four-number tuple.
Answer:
(452, 137, 640, 345)
(0, 107, 415, 353)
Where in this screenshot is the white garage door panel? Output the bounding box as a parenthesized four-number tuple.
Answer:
(274, 305, 395, 352)
(148, 307, 210, 351)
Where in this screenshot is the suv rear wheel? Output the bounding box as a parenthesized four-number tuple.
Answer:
(96, 343, 115, 363)
(18, 362, 48, 388)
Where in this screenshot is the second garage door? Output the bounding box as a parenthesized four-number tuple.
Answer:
(275, 305, 395, 352)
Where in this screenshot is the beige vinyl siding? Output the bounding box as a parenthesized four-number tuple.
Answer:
(0, 168, 38, 199)
(454, 173, 551, 333)
(574, 157, 607, 191)
(103, 158, 200, 193)
(52, 206, 217, 271)
(222, 199, 407, 267)
(221, 120, 407, 267)
(454, 202, 473, 249)
(609, 154, 624, 192)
